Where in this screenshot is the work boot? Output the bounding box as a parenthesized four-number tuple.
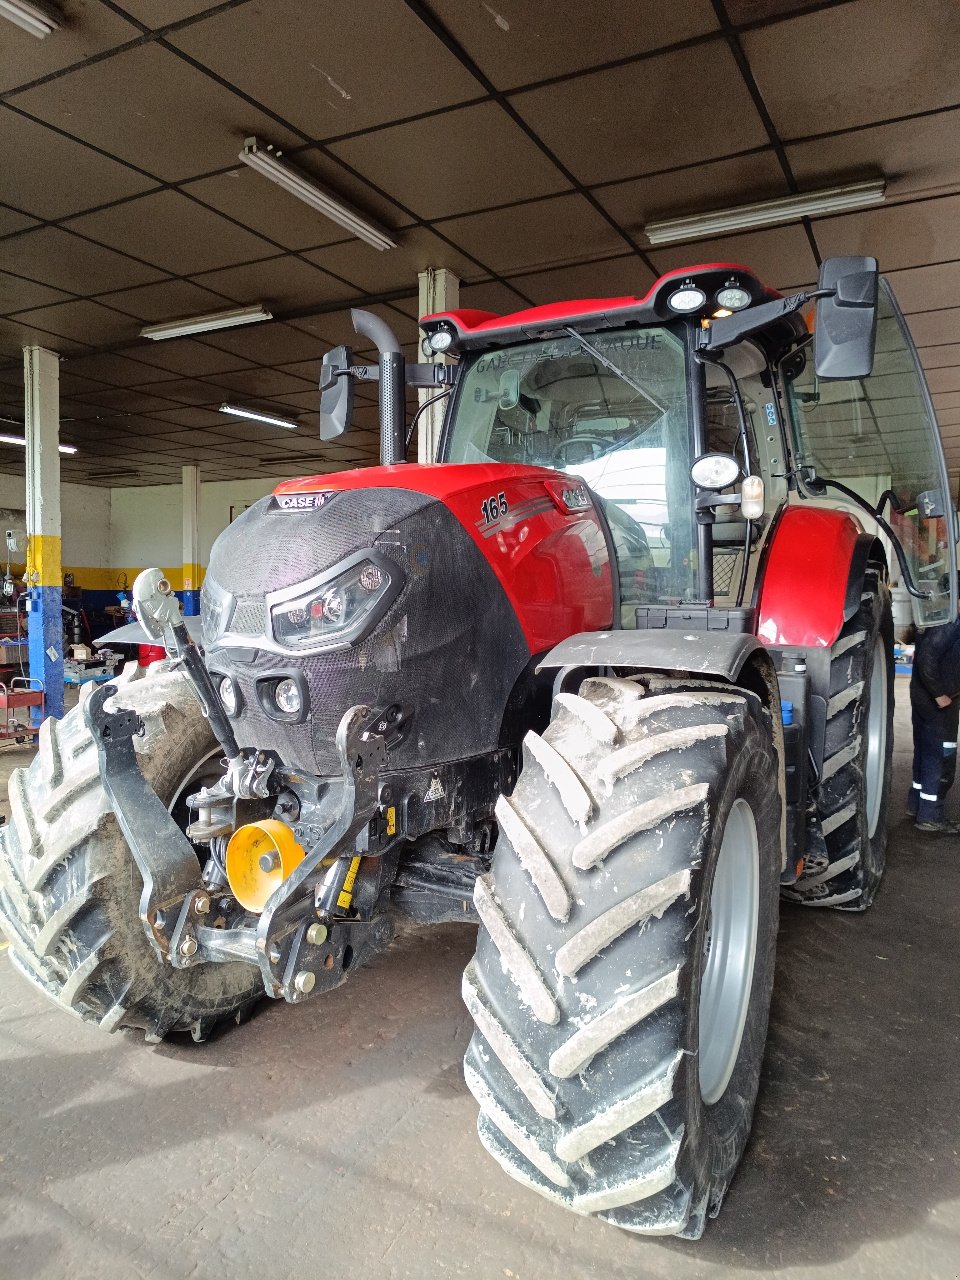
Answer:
(915, 818, 960, 835)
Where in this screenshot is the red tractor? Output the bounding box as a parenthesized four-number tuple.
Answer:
(0, 257, 953, 1238)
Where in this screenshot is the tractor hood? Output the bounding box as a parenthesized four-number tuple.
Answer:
(200, 473, 533, 776)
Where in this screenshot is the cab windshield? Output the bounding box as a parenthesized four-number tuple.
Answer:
(444, 328, 698, 607)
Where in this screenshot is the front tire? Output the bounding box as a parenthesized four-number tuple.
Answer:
(0, 662, 261, 1041)
(463, 675, 781, 1237)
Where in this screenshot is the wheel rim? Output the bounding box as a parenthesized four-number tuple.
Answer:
(865, 643, 887, 839)
(698, 797, 760, 1105)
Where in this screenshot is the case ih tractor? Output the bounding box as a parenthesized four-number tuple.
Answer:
(0, 256, 954, 1239)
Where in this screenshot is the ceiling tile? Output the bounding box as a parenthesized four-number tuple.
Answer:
(884, 262, 960, 315)
(813, 192, 960, 274)
(145, 406, 227, 427)
(648, 224, 819, 294)
(115, 1, 226, 24)
(435, 0, 718, 87)
(328, 102, 570, 221)
(510, 43, 768, 186)
(68, 387, 180, 413)
(0, 107, 157, 221)
(200, 322, 326, 364)
(67, 189, 276, 275)
(63, 351, 182, 386)
(192, 254, 357, 310)
(303, 226, 478, 294)
(0, 0, 140, 94)
(0, 205, 39, 238)
(0, 316, 90, 357)
(0, 227, 167, 294)
(167, 0, 480, 138)
(10, 299, 139, 345)
(181, 166, 359, 252)
(447, 279, 530, 314)
(0, 271, 73, 314)
(744, 0, 960, 137)
(211, 368, 315, 397)
(925, 366, 960, 395)
(904, 307, 960, 348)
(130, 378, 225, 406)
(94, 278, 234, 322)
(120, 338, 254, 378)
(437, 193, 630, 274)
(594, 150, 789, 237)
(788, 110, 960, 206)
(11, 44, 301, 183)
(726, 0, 819, 18)
(508, 254, 656, 306)
(920, 343, 960, 370)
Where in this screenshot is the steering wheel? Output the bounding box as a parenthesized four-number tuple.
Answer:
(553, 434, 611, 464)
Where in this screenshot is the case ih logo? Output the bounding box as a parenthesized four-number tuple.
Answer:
(560, 485, 590, 510)
(275, 492, 332, 511)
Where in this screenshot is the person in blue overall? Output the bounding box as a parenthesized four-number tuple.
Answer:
(908, 610, 960, 833)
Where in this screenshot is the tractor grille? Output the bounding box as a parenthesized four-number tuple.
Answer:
(231, 599, 267, 637)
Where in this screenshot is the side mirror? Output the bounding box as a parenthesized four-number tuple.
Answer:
(318, 345, 354, 441)
(814, 255, 879, 380)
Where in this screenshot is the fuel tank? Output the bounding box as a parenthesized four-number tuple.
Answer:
(202, 463, 613, 776)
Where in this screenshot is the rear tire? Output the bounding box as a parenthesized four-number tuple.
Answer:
(783, 572, 893, 910)
(0, 662, 261, 1041)
(463, 675, 781, 1237)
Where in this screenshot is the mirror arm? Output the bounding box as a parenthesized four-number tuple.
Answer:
(802, 472, 931, 600)
(699, 290, 831, 353)
(320, 362, 455, 393)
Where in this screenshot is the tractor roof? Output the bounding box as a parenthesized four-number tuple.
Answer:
(420, 263, 782, 351)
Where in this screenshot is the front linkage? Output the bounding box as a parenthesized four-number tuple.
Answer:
(84, 570, 394, 1004)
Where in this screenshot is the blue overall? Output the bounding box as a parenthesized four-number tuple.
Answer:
(909, 617, 960, 823)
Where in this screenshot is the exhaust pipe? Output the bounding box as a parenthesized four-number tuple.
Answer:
(351, 309, 406, 465)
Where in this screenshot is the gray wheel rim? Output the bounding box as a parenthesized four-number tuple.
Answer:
(865, 644, 887, 839)
(698, 797, 760, 1106)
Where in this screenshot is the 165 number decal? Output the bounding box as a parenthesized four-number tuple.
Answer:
(481, 491, 509, 523)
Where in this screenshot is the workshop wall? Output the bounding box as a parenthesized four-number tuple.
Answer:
(109, 477, 287, 588)
(0, 474, 111, 576)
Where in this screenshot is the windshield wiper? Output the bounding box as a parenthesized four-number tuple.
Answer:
(563, 328, 667, 418)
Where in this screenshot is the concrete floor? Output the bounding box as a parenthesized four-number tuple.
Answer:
(1, 679, 958, 1280)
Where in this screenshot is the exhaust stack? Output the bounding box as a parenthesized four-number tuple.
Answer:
(351, 309, 406, 466)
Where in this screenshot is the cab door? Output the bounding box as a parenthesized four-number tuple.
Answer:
(784, 278, 957, 627)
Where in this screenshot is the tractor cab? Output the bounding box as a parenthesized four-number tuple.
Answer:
(422, 261, 956, 635)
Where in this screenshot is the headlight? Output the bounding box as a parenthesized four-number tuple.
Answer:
(268, 553, 401, 654)
(219, 675, 238, 715)
(274, 678, 301, 715)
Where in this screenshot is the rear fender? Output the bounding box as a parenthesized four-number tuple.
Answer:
(755, 506, 883, 648)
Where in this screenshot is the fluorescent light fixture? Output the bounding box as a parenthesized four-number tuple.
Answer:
(0, 0, 61, 38)
(239, 137, 397, 252)
(141, 304, 272, 341)
(643, 180, 886, 245)
(220, 404, 300, 430)
(0, 433, 76, 454)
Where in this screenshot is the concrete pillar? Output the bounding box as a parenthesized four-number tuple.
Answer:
(417, 268, 459, 463)
(24, 346, 64, 719)
(181, 463, 201, 616)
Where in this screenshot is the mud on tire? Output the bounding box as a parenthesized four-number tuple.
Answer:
(463, 675, 781, 1238)
(0, 662, 261, 1041)
(783, 572, 893, 910)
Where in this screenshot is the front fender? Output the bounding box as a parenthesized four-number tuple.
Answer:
(755, 506, 878, 648)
